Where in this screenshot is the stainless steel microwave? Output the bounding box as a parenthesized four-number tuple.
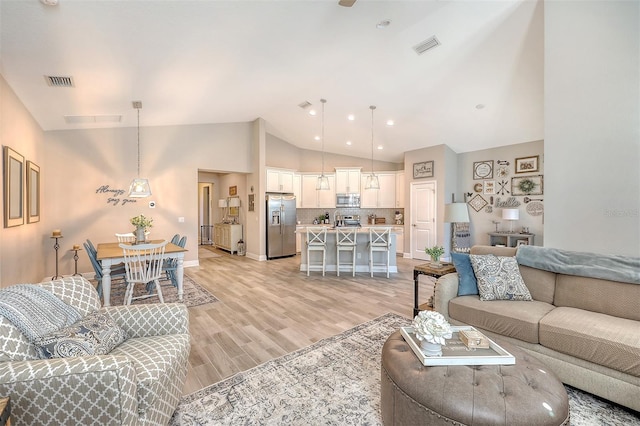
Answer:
(336, 193, 360, 208)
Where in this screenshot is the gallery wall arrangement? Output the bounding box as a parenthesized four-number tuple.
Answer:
(3, 146, 41, 228)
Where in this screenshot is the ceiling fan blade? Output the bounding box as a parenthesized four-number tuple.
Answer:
(338, 0, 357, 7)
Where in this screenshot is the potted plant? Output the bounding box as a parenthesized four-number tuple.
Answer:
(412, 310, 453, 356)
(425, 245, 445, 267)
(130, 214, 153, 244)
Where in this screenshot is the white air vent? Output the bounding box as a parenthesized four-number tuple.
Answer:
(413, 36, 441, 55)
(64, 115, 122, 124)
(44, 75, 74, 87)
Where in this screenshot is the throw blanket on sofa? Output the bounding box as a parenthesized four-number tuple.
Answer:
(0, 284, 81, 341)
(516, 245, 640, 285)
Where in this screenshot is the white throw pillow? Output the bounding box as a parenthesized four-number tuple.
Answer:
(469, 254, 532, 301)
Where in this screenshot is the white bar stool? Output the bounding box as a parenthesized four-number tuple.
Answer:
(306, 227, 327, 276)
(336, 227, 358, 277)
(369, 227, 391, 278)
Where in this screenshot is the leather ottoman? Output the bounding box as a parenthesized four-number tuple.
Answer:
(381, 331, 569, 425)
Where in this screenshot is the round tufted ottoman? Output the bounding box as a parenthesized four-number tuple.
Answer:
(381, 331, 569, 426)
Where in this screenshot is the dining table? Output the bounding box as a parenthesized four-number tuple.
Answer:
(96, 240, 188, 307)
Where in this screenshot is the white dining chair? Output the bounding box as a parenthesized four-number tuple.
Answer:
(369, 227, 392, 278)
(115, 232, 136, 243)
(306, 227, 327, 276)
(336, 227, 358, 277)
(119, 240, 168, 304)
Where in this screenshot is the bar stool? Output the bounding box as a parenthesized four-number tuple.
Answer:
(306, 227, 327, 276)
(336, 227, 358, 277)
(369, 227, 392, 278)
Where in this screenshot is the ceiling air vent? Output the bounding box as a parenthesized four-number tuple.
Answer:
(413, 36, 441, 55)
(44, 75, 74, 87)
(298, 101, 312, 110)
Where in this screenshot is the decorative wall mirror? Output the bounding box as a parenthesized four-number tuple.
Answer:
(27, 161, 40, 223)
(3, 146, 25, 228)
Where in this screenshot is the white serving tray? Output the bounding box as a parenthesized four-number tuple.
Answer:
(400, 326, 516, 366)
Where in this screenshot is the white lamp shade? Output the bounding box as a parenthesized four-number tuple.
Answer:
(502, 208, 520, 220)
(218, 199, 228, 208)
(229, 197, 240, 207)
(128, 178, 152, 198)
(444, 203, 470, 223)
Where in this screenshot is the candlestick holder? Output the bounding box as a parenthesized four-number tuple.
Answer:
(70, 246, 82, 276)
(51, 234, 64, 280)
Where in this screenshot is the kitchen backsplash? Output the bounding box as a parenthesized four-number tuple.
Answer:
(297, 208, 404, 225)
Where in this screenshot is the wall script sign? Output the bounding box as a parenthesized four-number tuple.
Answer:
(96, 185, 138, 206)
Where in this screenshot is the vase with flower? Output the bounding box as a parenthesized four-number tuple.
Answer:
(130, 214, 153, 244)
(424, 245, 445, 268)
(412, 310, 453, 356)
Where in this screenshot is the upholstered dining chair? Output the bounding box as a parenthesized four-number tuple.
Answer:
(164, 236, 187, 287)
(119, 240, 168, 305)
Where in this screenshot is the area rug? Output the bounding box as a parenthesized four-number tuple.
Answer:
(107, 275, 218, 307)
(170, 313, 640, 425)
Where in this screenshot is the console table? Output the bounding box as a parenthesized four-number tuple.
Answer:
(413, 262, 456, 317)
(488, 232, 535, 247)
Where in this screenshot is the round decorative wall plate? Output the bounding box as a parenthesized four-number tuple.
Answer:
(526, 201, 544, 216)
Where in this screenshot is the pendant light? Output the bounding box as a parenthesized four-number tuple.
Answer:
(128, 101, 152, 198)
(364, 105, 380, 190)
(316, 98, 330, 190)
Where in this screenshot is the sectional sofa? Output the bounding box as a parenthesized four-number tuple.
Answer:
(434, 245, 640, 412)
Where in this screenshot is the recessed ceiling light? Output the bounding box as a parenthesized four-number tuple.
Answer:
(314, 135, 320, 141)
(377, 145, 383, 150)
(309, 109, 317, 116)
(346, 140, 352, 146)
(347, 114, 355, 121)
(386, 119, 394, 126)
(376, 19, 391, 29)
(475, 104, 485, 110)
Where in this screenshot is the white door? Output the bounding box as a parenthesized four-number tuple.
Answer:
(411, 181, 436, 260)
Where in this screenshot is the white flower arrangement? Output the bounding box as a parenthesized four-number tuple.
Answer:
(412, 311, 453, 345)
(130, 214, 153, 230)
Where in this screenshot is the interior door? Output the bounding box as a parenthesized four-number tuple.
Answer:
(411, 181, 436, 260)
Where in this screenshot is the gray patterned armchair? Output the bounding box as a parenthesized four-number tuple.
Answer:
(0, 276, 190, 425)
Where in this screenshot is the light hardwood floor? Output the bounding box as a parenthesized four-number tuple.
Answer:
(182, 246, 433, 395)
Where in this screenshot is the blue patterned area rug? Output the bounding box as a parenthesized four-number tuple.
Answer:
(107, 275, 218, 307)
(171, 313, 640, 425)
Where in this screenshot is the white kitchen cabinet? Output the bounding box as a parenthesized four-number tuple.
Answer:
(360, 172, 396, 208)
(214, 223, 243, 254)
(394, 227, 404, 256)
(395, 172, 405, 208)
(300, 174, 336, 208)
(335, 168, 361, 194)
(293, 174, 302, 208)
(266, 168, 295, 193)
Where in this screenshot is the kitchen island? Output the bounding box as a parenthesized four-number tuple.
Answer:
(297, 225, 398, 275)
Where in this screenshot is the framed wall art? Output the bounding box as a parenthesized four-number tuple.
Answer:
(473, 160, 493, 179)
(3, 146, 24, 228)
(483, 180, 496, 195)
(229, 185, 238, 196)
(413, 161, 434, 179)
(26, 161, 40, 223)
(511, 175, 543, 196)
(515, 155, 539, 174)
(468, 194, 488, 212)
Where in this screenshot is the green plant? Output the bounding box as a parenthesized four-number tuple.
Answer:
(130, 214, 153, 229)
(424, 245, 445, 261)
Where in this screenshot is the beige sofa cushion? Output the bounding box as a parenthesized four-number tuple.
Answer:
(540, 307, 640, 376)
(554, 274, 640, 321)
(448, 296, 555, 344)
(518, 265, 556, 304)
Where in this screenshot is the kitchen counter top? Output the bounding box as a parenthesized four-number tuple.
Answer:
(296, 224, 403, 233)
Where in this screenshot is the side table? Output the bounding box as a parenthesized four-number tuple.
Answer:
(413, 262, 456, 316)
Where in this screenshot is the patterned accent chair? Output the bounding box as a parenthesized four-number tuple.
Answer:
(0, 276, 190, 425)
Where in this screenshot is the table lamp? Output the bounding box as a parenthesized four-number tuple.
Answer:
(502, 208, 519, 233)
(218, 199, 228, 222)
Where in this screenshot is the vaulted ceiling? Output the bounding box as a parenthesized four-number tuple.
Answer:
(0, 0, 543, 162)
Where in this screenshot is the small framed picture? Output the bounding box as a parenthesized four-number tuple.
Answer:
(413, 161, 434, 179)
(483, 180, 496, 195)
(515, 155, 539, 174)
(511, 175, 543, 196)
(229, 185, 238, 196)
(473, 160, 493, 179)
(516, 240, 529, 247)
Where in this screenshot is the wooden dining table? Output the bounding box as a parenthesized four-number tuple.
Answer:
(96, 240, 188, 307)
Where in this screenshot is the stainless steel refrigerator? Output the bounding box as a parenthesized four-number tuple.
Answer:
(266, 193, 297, 259)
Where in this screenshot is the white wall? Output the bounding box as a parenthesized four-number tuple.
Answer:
(545, 1, 640, 256)
(0, 75, 47, 285)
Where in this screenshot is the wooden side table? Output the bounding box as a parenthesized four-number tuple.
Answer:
(413, 262, 456, 317)
(0, 396, 11, 426)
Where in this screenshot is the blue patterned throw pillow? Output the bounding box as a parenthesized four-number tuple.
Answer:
(469, 254, 532, 301)
(451, 252, 479, 296)
(34, 311, 127, 359)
